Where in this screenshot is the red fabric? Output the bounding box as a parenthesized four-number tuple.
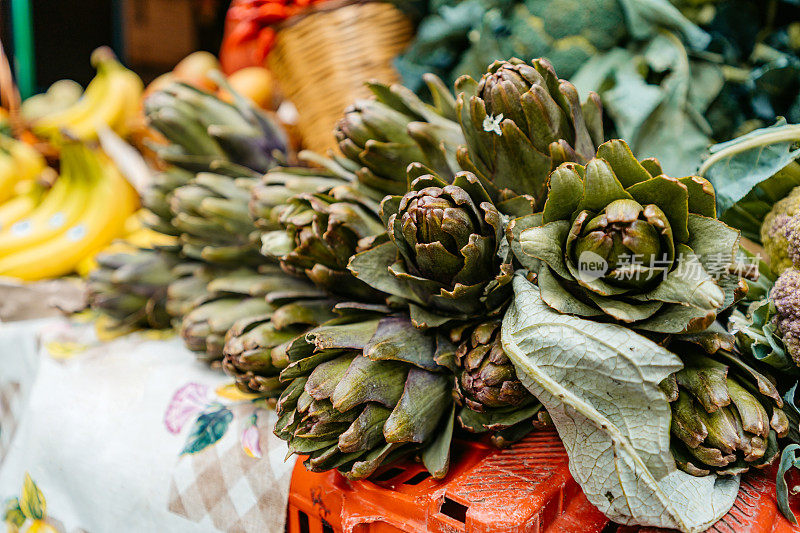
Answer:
(219, 0, 331, 74)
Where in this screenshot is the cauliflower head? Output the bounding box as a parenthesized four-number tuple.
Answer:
(761, 186, 800, 274)
(772, 267, 800, 364)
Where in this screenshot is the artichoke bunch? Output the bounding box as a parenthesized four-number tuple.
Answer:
(456, 58, 604, 214)
(87, 247, 180, 330)
(514, 139, 748, 334)
(261, 183, 387, 301)
(178, 267, 281, 364)
(350, 171, 513, 328)
(222, 277, 339, 397)
(661, 344, 789, 476)
(334, 74, 464, 197)
(275, 309, 455, 480)
(144, 80, 288, 175)
(450, 320, 544, 446)
(170, 172, 263, 265)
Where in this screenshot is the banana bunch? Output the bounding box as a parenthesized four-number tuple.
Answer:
(0, 135, 46, 207)
(0, 143, 139, 281)
(31, 47, 143, 142)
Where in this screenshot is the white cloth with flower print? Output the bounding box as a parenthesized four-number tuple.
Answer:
(0, 318, 295, 533)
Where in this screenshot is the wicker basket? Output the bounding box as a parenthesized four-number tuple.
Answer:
(268, 1, 413, 153)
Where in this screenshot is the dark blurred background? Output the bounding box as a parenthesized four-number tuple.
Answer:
(0, 0, 230, 92)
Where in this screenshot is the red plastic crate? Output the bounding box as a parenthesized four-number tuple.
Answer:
(286, 429, 800, 533)
(287, 429, 607, 533)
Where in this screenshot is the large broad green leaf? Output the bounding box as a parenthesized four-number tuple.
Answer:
(776, 444, 800, 524)
(699, 120, 800, 216)
(501, 274, 739, 531)
(617, 0, 709, 49)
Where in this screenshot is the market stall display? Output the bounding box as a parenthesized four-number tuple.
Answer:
(2, 1, 800, 531)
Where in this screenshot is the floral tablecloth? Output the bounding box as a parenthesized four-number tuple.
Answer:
(0, 318, 295, 533)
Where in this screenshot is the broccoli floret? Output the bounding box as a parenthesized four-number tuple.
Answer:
(761, 186, 800, 275)
(772, 266, 800, 365)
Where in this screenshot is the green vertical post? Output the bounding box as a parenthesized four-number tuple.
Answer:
(10, 0, 36, 98)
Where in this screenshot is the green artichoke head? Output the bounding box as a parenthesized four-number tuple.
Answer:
(334, 75, 464, 197)
(450, 319, 544, 447)
(260, 185, 388, 301)
(275, 310, 455, 480)
(661, 344, 788, 476)
(350, 171, 513, 328)
(87, 248, 180, 330)
(514, 139, 749, 334)
(456, 57, 604, 215)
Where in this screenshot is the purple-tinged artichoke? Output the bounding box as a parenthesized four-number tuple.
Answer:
(349, 171, 513, 328)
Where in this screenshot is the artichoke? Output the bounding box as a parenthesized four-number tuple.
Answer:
(335, 74, 464, 197)
(456, 57, 604, 214)
(179, 267, 283, 364)
(170, 172, 263, 265)
(513, 139, 749, 334)
(451, 320, 544, 446)
(275, 309, 455, 480)
(350, 171, 513, 328)
(661, 344, 789, 476)
(87, 247, 180, 330)
(222, 277, 339, 397)
(144, 80, 288, 175)
(140, 167, 193, 236)
(166, 262, 225, 321)
(260, 184, 387, 301)
(249, 163, 345, 232)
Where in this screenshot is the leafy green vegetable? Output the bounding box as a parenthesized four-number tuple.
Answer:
(501, 274, 739, 531)
(697, 120, 800, 241)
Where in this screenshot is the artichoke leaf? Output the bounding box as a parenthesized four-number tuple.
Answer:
(502, 274, 739, 531)
(348, 242, 426, 305)
(537, 265, 605, 317)
(518, 221, 571, 279)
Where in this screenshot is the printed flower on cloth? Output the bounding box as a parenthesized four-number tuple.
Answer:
(0, 318, 294, 533)
(2, 473, 78, 533)
(165, 383, 295, 532)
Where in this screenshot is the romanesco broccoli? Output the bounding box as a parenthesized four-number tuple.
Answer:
(761, 186, 800, 274)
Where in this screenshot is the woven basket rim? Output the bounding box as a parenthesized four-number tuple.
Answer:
(275, 0, 396, 31)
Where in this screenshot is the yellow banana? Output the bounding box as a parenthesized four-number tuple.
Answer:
(0, 150, 138, 280)
(65, 67, 143, 140)
(31, 48, 143, 141)
(6, 138, 45, 178)
(0, 145, 92, 254)
(0, 137, 45, 203)
(31, 70, 110, 140)
(0, 155, 17, 203)
(0, 181, 45, 230)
